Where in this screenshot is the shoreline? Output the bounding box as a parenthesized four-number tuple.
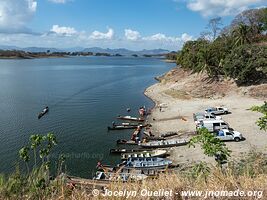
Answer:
(144, 66, 267, 165)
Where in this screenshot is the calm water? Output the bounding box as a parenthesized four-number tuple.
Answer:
(0, 56, 173, 178)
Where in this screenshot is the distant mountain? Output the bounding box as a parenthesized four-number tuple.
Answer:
(23, 47, 63, 52)
(82, 47, 169, 55)
(0, 45, 170, 55)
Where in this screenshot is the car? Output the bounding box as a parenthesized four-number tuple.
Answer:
(193, 112, 222, 124)
(197, 119, 230, 132)
(205, 106, 229, 115)
(215, 129, 243, 142)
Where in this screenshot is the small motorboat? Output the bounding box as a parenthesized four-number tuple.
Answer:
(117, 115, 145, 122)
(121, 149, 168, 160)
(110, 148, 153, 154)
(140, 139, 188, 148)
(124, 157, 172, 169)
(116, 139, 138, 145)
(108, 123, 146, 131)
(38, 106, 49, 119)
(93, 171, 148, 182)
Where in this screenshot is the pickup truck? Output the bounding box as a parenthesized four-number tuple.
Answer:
(215, 129, 243, 142)
(193, 112, 222, 124)
(205, 107, 229, 115)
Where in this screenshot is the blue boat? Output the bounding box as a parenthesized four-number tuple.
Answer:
(124, 157, 172, 169)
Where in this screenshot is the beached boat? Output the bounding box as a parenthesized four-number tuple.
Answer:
(121, 149, 167, 160)
(108, 123, 146, 130)
(140, 139, 188, 148)
(117, 115, 145, 122)
(160, 132, 178, 138)
(38, 106, 49, 119)
(120, 167, 167, 176)
(110, 148, 153, 154)
(144, 136, 165, 141)
(117, 139, 138, 145)
(124, 157, 172, 169)
(93, 171, 148, 182)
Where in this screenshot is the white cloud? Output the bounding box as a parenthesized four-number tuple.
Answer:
(0, 26, 194, 51)
(181, 33, 193, 42)
(143, 32, 193, 43)
(144, 33, 169, 41)
(124, 29, 141, 41)
(185, 0, 266, 16)
(89, 28, 114, 40)
(50, 25, 77, 36)
(0, 0, 37, 33)
(48, 0, 71, 3)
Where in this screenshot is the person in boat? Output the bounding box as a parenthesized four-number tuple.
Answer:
(127, 108, 131, 112)
(96, 161, 103, 169)
(112, 121, 115, 128)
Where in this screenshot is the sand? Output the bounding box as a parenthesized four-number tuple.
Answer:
(144, 72, 267, 165)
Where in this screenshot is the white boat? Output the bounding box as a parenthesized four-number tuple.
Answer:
(140, 139, 188, 148)
(124, 157, 172, 169)
(93, 171, 148, 182)
(121, 149, 167, 160)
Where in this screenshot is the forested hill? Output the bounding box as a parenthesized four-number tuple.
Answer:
(173, 8, 267, 86)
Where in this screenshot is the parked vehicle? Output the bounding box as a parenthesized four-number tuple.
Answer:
(205, 107, 229, 115)
(193, 112, 222, 124)
(215, 129, 243, 142)
(197, 119, 230, 132)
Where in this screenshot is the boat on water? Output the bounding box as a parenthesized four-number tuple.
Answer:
(108, 123, 146, 131)
(117, 115, 145, 122)
(121, 149, 168, 160)
(120, 167, 167, 176)
(117, 139, 138, 145)
(38, 106, 49, 119)
(124, 157, 172, 169)
(110, 148, 153, 154)
(140, 139, 188, 148)
(93, 171, 148, 182)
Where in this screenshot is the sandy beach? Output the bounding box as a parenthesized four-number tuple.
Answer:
(145, 67, 267, 165)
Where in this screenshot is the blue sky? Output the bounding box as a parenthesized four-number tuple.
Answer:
(0, 0, 266, 50)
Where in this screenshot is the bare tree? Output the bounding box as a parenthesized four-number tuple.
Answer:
(207, 17, 223, 41)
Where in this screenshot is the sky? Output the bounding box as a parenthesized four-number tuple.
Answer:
(0, 0, 266, 50)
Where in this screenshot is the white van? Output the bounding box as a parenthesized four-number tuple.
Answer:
(197, 119, 230, 132)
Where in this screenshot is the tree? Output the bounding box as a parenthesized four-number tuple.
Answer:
(223, 44, 267, 85)
(207, 17, 223, 41)
(232, 23, 251, 47)
(189, 128, 231, 166)
(19, 147, 30, 174)
(250, 102, 267, 131)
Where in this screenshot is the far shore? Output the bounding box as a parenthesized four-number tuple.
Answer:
(144, 66, 267, 165)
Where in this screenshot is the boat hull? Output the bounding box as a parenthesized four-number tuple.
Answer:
(140, 140, 188, 148)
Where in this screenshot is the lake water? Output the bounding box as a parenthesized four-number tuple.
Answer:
(0, 56, 174, 178)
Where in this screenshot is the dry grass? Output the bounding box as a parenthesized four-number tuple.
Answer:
(62, 152, 267, 200)
(1, 152, 267, 199)
(69, 169, 267, 200)
(164, 89, 191, 100)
